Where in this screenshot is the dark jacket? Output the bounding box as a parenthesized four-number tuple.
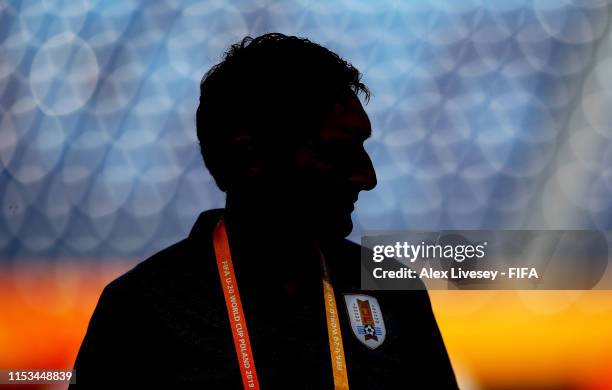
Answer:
(71, 209, 457, 389)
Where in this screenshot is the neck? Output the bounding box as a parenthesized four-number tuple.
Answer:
(223, 191, 323, 283)
(224, 191, 317, 254)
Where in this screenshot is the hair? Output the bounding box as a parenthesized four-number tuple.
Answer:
(196, 33, 370, 192)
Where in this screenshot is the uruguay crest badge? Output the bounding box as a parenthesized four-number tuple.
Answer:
(343, 294, 386, 349)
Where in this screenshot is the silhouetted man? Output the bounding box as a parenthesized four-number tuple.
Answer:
(71, 33, 457, 389)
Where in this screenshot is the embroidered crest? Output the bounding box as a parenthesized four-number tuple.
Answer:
(343, 294, 386, 349)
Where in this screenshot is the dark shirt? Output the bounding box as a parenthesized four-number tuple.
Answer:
(70, 209, 457, 389)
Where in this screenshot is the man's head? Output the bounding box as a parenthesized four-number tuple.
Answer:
(196, 33, 377, 238)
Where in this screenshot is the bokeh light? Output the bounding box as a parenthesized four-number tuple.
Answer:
(2, 1, 612, 389)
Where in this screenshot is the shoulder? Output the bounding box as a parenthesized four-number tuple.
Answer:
(106, 210, 224, 293)
(109, 238, 197, 292)
(101, 209, 223, 305)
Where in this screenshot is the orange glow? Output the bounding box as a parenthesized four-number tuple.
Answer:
(0, 262, 135, 370)
(430, 291, 612, 389)
(1, 263, 612, 389)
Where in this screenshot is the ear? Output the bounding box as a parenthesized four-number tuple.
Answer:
(232, 133, 265, 178)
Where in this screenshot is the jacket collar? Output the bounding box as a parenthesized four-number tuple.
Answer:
(189, 208, 224, 239)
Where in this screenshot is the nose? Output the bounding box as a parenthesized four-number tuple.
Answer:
(349, 151, 377, 192)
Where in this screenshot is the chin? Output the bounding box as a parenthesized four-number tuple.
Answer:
(318, 214, 353, 238)
(337, 220, 353, 238)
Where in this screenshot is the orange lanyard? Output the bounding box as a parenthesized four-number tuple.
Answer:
(213, 218, 260, 389)
(212, 218, 350, 389)
(320, 249, 350, 390)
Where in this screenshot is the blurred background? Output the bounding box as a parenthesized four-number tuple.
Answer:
(1, 0, 612, 389)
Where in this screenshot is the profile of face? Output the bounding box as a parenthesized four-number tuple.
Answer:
(280, 93, 377, 238)
(198, 35, 376, 238)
